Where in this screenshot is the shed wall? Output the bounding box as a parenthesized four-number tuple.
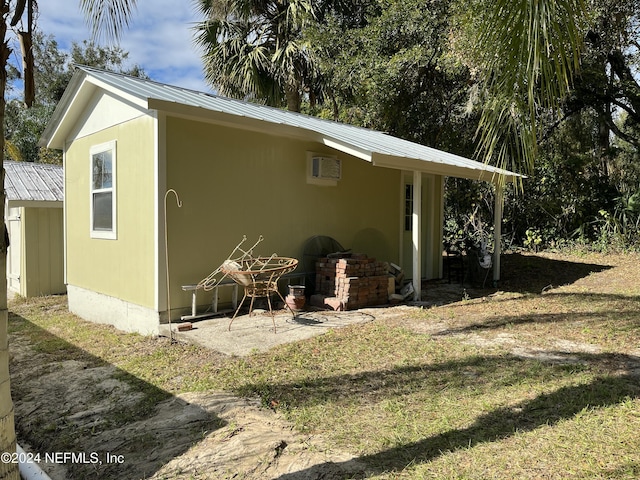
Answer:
(65, 115, 156, 308)
(22, 206, 66, 297)
(6, 205, 65, 298)
(164, 117, 402, 315)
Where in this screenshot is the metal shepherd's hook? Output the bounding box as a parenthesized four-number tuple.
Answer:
(164, 189, 182, 343)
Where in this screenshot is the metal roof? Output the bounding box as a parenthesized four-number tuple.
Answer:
(41, 65, 521, 183)
(4, 160, 64, 203)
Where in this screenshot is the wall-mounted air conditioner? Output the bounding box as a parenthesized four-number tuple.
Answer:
(307, 152, 341, 186)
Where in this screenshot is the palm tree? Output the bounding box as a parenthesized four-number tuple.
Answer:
(0, 2, 137, 477)
(194, 0, 318, 112)
(455, 0, 589, 182)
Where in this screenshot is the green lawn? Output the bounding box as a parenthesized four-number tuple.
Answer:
(9, 251, 640, 479)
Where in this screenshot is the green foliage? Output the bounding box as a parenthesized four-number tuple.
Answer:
(569, 0, 640, 150)
(628, 191, 640, 213)
(194, 0, 317, 111)
(4, 31, 145, 164)
(4, 102, 53, 163)
(527, 0, 640, 251)
(79, 0, 138, 44)
(586, 196, 640, 251)
(523, 228, 543, 251)
(454, 0, 589, 178)
(305, 0, 477, 152)
(505, 110, 612, 246)
(444, 178, 496, 252)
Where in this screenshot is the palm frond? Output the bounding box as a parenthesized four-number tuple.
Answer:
(469, 0, 589, 180)
(194, 0, 319, 110)
(5, 140, 23, 162)
(79, 0, 138, 43)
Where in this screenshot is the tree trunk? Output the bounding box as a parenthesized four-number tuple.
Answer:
(285, 83, 301, 112)
(18, 31, 34, 107)
(0, 4, 19, 478)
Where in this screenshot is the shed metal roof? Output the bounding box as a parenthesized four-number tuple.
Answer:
(4, 160, 64, 203)
(41, 66, 521, 183)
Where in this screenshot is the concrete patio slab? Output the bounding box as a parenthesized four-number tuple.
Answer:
(159, 308, 390, 356)
(158, 280, 476, 357)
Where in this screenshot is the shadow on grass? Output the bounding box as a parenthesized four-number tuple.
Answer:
(432, 291, 640, 336)
(234, 351, 640, 479)
(8, 311, 224, 480)
(422, 252, 613, 307)
(347, 373, 639, 476)
(496, 252, 612, 294)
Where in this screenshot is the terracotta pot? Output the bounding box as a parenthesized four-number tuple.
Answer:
(286, 285, 306, 311)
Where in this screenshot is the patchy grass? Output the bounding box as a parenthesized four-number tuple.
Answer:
(8, 250, 640, 479)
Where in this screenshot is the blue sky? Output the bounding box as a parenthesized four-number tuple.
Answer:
(33, 0, 211, 92)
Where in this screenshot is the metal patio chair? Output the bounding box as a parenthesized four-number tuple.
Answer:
(222, 255, 299, 333)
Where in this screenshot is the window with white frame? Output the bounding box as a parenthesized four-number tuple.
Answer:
(404, 184, 413, 231)
(90, 141, 117, 239)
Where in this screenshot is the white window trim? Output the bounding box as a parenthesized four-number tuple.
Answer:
(90, 140, 117, 240)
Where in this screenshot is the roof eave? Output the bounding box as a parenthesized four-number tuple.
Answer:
(321, 137, 372, 162)
(8, 199, 63, 208)
(371, 152, 522, 183)
(39, 70, 88, 149)
(40, 67, 149, 150)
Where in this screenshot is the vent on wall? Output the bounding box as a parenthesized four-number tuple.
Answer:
(307, 152, 341, 186)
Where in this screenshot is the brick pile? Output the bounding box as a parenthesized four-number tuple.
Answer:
(312, 254, 392, 310)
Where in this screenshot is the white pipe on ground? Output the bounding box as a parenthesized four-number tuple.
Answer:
(16, 444, 52, 480)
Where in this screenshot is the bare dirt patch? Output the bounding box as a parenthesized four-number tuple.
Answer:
(10, 329, 364, 480)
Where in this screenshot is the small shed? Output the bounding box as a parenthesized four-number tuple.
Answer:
(5, 160, 65, 297)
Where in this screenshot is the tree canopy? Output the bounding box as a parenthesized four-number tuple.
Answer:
(7, 0, 640, 251)
(4, 31, 145, 163)
(305, 0, 477, 155)
(194, 0, 318, 111)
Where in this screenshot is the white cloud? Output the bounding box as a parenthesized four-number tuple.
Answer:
(33, 0, 210, 92)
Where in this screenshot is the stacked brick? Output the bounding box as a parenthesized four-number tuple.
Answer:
(313, 254, 391, 310)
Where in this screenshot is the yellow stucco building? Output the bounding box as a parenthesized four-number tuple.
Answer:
(40, 67, 518, 334)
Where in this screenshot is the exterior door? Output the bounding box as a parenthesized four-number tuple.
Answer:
(401, 173, 444, 281)
(401, 181, 415, 275)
